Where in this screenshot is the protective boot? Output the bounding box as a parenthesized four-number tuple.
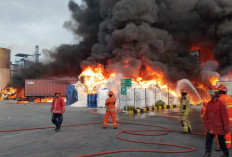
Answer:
(188, 127, 192, 133)
(55, 126, 60, 132)
(55, 125, 58, 131)
(221, 150, 229, 157)
(203, 150, 211, 157)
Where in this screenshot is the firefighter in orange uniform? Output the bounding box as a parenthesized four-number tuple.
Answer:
(216, 84, 232, 151)
(103, 91, 117, 129)
(201, 101, 207, 122)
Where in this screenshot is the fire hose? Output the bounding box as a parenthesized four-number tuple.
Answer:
(0, 121, 205, 157)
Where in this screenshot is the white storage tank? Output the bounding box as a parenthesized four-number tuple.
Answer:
(0, 46, 10, 90)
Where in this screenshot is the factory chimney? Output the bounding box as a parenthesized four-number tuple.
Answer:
(34, 45, 40, 63)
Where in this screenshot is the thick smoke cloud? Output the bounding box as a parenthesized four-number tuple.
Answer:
(9, 0, 232, 88)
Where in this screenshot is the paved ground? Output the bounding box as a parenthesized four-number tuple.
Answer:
(0, 101, 229, 157)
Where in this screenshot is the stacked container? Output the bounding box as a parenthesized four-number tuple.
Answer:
(87, 94, 97, 107)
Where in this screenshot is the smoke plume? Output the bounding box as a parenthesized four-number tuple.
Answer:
(9, 0, 232, 88)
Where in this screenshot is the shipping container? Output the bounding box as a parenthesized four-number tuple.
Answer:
(217, 81, 232, 96)
(25, 79, 77, 102)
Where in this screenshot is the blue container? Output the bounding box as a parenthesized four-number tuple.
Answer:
(66, 84, 78, 106)
(95, 94, 97, 107)
(87, 94, 90, 107)
(87, 94, 97, 107)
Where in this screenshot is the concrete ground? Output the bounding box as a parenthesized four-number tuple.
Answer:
(0, 101, 229, 157)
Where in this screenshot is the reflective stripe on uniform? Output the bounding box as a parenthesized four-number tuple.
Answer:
(103, 122, 107, 124)
(113, 123, 117, 125)
(226, 141, 231, 143)
(107, 109, 115, 111)
(227, 105, 232, 108)
(229, 118, 232, 120)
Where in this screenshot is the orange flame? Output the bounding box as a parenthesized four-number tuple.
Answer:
(79, 64, 108, 93)
(210, 76, 219, 86)
(79, 64, 177, 96)
(1, 87, 18, 99)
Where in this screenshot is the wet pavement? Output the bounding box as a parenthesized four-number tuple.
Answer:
(0, 101, 229, 157)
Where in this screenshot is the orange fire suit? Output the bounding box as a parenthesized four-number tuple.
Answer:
(217, 94, 232, 149)
(103, 96, 117, 128)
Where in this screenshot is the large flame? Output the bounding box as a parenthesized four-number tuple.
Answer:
(79, 64, 177, 96)
(79, 64, 109, 93)
(210, 76, 219, 86)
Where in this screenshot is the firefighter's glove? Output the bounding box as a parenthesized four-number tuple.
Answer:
(209, 130, 214, 134)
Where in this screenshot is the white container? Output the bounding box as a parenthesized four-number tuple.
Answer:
(146, 89, 155, 107)
(97, 88, 109, 107)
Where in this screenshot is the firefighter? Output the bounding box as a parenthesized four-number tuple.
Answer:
(201, 101, 207, 122)
(203, 86, 230, 157)
(50, 91, 65, 132)
(180, 89, 192, 133)
(103, 91, 117, 129)
(215, 84, 232, 151)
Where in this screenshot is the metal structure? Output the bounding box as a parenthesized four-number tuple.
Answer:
(34, 45, 40, 63)
(0, 47, 10, 90)
(15, 53, 33, 67)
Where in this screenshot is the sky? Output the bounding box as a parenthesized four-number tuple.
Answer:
(0, 0, 81, 63)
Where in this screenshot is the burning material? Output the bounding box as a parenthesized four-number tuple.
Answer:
(79, 64, 108, 93)
(78, 64, 223, 106)
(1, 87, 17, 100)
(79, 64, 177, 96)
(210, 76, 219, 86)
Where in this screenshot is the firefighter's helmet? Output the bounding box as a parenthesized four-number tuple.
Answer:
(218, 84, 227, 92)
(108, 91, 114, 96)
(181, 89, 187, 93)
(54, 91, 61, 95)
(208, 85, 219, 96)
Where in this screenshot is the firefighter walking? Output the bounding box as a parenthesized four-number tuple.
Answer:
(215, 84, 232, 151)
(103, 91, 117, 129)
(50, 91, 65, 132)
(180, 89, 192, 133)
(203, 85, 230, 157)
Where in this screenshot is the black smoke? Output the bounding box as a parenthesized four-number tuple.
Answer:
(9, 0, 232, 88)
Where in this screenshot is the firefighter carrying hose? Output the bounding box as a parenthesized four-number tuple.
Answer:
(180, 89, 192, 133)
(103, 91, 117, 129)
(203, 85, 230, 157)
(215, 84, 232, 151)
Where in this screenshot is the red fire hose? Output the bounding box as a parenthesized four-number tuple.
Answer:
(0, 121, 202, 156)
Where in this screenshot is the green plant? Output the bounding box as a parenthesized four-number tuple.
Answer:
(155, 100, 165, 107)
(124, 105, 135, 111)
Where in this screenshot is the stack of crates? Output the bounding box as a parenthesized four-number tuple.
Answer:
(87, 94, 97, 107)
